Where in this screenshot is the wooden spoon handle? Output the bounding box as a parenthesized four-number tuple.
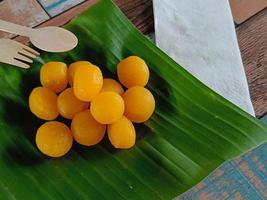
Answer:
(0, 20, 31, 37)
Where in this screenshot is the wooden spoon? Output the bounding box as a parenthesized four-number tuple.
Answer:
(0, 20, 78, 53)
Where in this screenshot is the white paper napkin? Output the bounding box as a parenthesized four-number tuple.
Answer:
(153, 0, 255, 115)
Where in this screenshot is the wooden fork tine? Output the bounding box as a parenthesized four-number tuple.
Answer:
(19, 49, 38, 59)
(10, 59, 30, 69)
(22, 45, 40, 56)
(15, 54, 33, 63)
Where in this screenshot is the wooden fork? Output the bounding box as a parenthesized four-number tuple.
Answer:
(0, 38, 39, 69)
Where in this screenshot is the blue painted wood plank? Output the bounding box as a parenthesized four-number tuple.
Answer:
(177, 116, 267, 200)
(38, 0, 85, 17)
(261, 113, 267, 124)
(177, 143, 267, 200)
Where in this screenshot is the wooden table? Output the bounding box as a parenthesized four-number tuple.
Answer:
(1, 0, 267, 199)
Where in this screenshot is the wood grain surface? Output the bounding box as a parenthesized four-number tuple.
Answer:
(229, 0, 267, 24)
(14, 0, 153, 42)
(0, 0, 49, 38)
(115, 0, 153, 33)
(236, 8, 267, 117)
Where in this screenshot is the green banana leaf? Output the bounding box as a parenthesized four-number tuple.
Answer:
(0, 0, 266, 199)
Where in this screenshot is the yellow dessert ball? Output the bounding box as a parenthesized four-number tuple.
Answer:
(123, 86, 155, 123)
(36, 121, 73, 157)
(117, 56, 149, 88)
(101, 78, 124, 95)
(73, 64, 103, 101)
(90, 92, 125, 124)
(29, 87, 59, 120)
(68, 61, 91, 86)
(108, 116, 136, 149)
(40, 62, 68, 93)
(71, 110, 106, 146)
(57, 88, 89, 119)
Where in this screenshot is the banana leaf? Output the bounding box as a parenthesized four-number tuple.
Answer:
(0, 0, 266, 199)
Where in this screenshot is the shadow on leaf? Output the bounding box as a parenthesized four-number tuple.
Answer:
(2, 97, 44, 166)
(1, 65, 45, 166)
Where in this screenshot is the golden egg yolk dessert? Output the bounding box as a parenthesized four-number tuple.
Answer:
(73, 64, 103, 101)
(29, 87, 59, 120)
(123, 86, 155, 123)
(36, 121, 73, 157)
(117, 56, 149, 88)
(101, 78, 124, 95)
(40, 62, 68, 93)
(57, 88, 89, 119)
(68, 61, 91, 86)
(108, 116, 136, 149)
(71, 110, 106, 146)
(90, 92, 125, 124)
